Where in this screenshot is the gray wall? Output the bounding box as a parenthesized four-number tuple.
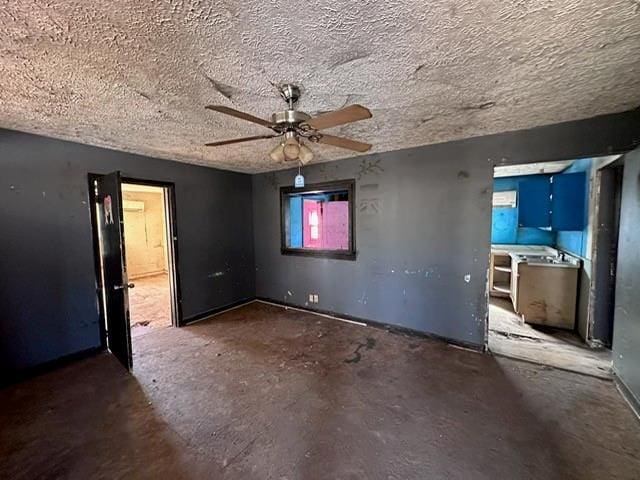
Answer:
(253, 152, 492, 346)
(1, 108, 638, 375)
(253, 110, 640, 348)
(0, 129, 255, 377)
(612, 146, 640, 406)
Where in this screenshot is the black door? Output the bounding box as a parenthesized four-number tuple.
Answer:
(96, 172, 133, 370)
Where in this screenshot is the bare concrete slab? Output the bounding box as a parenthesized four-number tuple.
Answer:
(1, 302, 638, 479)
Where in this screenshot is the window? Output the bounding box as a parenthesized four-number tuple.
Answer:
(280, 180, 355, 259)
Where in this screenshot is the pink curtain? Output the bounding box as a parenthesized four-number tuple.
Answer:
(303, 200, 322, 249)
(302, 200, 348, 250)
(323, 201, 349, 249)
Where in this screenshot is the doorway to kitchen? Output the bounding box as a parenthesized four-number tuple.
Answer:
(487, 157, 623, 378)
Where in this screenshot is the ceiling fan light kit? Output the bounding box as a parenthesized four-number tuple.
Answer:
(204, 84, 373, 166)
(268, 143, 285, 163)
(298, 143, 313, 164)
(283, 132, 301, 160)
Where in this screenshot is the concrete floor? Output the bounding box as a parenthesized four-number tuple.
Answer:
(129, 273, 171, 337)
(1, 302, 639, 479)
(488, 297, 612, 378)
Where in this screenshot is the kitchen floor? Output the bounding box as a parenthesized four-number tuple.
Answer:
(129, 273, 171, 337)
(488, 296, 612, 378)
(1, 302, 639, 479)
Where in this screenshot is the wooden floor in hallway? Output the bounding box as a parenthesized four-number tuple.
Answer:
(1, 302, 638, 479)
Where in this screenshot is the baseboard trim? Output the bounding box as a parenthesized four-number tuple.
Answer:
(182, 298, 256, 326)
(1, 346, 104, 388)
(256, 298, 369, 327)
(255, 297, 484, 352)
(614, 374, 640, 421)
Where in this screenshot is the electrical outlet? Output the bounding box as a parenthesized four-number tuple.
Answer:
(309, 294, 314, 302)
(313, 294, 319, 303)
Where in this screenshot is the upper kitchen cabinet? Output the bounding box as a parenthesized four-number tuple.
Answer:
(517, 172, 587, 230)
(551, 172, 587, 230)
(518, 176, 551, 227)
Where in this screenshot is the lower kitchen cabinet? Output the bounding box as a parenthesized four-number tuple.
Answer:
(510, 256, 580, 329)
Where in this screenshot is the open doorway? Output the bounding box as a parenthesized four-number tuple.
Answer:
(121, 182, 174, 337)
(486, 157, 623, 378)
(90, 172, 180, 370)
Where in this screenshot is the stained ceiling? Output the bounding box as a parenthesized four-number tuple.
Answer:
(1, 1, 639, 173)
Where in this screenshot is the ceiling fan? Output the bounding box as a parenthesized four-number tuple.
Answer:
(204, 84, 372, 164)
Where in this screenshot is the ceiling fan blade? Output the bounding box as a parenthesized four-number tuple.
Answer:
(316, 134, 372, 153)
(205, 105, 274, 129)
(205, 135, 279, 147)
(303, 104, 372, 130)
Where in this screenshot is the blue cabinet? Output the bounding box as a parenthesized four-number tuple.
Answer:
(518, 177, 551, 227)
(517, 173, 587, 230)
(551, 172, 587, 230)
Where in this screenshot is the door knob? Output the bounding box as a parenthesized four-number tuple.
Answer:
(114, 283, 135, 290)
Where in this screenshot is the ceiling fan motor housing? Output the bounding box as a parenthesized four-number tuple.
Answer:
(272, 84, 313, 136)
(271, 110, 311, 127)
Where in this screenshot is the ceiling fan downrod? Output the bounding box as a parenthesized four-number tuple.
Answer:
(278, 83, 301, 109)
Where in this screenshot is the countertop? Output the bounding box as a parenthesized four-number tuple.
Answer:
(509, 252, 581, 269)
(491, 244, 558, 256)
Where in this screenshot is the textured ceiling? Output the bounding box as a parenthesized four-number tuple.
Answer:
(1, 1, 640, 173)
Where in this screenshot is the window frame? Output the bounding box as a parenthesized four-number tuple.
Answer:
(280, 179, 356, 260)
